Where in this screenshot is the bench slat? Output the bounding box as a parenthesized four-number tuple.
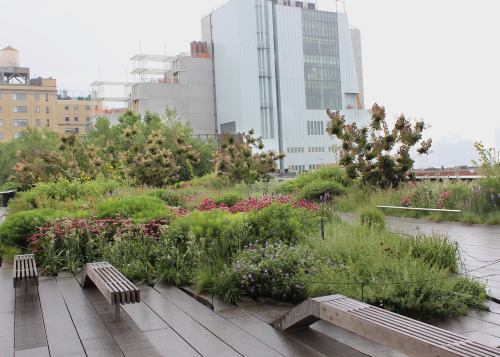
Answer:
(13, 254, 38, 289)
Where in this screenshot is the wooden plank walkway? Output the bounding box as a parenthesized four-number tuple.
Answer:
(0, 263, 374, 356)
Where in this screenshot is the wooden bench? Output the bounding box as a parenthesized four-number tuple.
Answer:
(13, 254, 39, 296)
(273, 294, 500, 357)
(81, 261, 140, 321)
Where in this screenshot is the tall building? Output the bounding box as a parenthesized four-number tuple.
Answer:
(202, 0, 370, 171)
(0, 46, 93, 141)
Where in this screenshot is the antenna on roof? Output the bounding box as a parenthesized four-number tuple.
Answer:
(335, 0, 345, 13)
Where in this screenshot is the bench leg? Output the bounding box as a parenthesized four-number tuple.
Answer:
(115, 303, 120, 322)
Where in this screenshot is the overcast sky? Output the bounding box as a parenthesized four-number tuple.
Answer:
(2, 0, 499, 166)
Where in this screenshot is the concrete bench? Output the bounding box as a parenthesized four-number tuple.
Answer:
(272, 294, 499, 357)
(81, 261, 140, 321)
(0, 190, 16, 207)
(376, 205, 462, 220)
(13, 254, 39, 296)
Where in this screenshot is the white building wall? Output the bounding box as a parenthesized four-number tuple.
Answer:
(211, 0, 261, 137)
(338, 13, 360, 110)
(208, 1, 370, 171)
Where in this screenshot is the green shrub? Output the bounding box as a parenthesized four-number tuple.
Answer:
(213, 191, 243, 207)
(0, 209, 68, 248)
(360, 207, 385, 229)
(275, 166, 350, 195)
(215, 242, 334, 304)
(246, 203, 319, 245)
(303, 220, 487, 321)
(166, 210, 250, 262)
(95, 195, 174, 222)
(144, 188, 187, 207)
(298, 180, 346, 201)
(1, 244, 23, 263)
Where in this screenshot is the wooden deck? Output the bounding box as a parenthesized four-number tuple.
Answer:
(0, 263, 374, 357)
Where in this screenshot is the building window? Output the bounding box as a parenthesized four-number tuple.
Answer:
(46, 106, 49, 114)
(65, 115, 70, 122)
(302, 10, 342, 110)
(296, 1, 303, 8)
(0, 105, 2, 113)
(66, 128, 80, 135)
(14, 132, 22, 139)
(0, 132, 3, 140)
(46, 119, 50, 127)
(74, 105, 78, 110)
(35, 106, 40, 113)
(0, 93, 2, 100)
(86, 115, 90, 122)
(74, 114, 79, 121)
(85, 105, 90, 111)
(35, 93, 39, 101)
(65, 105, 69, 110)
(36, 119, 41, 127)
(0, 119, 3, 127)
(13, 119, 28, 127)
(307, 121, 324, 135)
(307, 3, 315, 9)
(13, 106, 28, 113)
(12, 93, 28, 101)
(45, 94, 49, 101)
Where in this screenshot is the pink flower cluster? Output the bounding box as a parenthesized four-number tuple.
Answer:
(436, 190, 452, 209)
(28, 215, 174, 252)
(193, 195, 322, 214)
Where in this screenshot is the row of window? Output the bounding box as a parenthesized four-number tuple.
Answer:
(287, 147, 305, 153)
(0, 116, 89, 127)
(13, 105, 50, 114)
(286, 146, 328, 154)
(1, 93, 51, 102)
(290, 165, 306, 173)
(65, 105, 91, 111)
(65, 115, 91, 122)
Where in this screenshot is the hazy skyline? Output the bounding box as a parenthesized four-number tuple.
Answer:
(2, 0, 499, 166)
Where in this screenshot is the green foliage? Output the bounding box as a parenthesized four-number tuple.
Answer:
(277, 166, 347, 191)
(0, 127, 60, 188)
(246, 203, 319, 245)
(0, 209, 68, 248)
(298, 180, 346, 201)
(213, 131, 285, 184)
(326, 104, 432, 189)
(7, 175, 125, 213)
(1, 244, 24, 264)
(213, 191, 243, 207)
(360, 207, 386, 229)
(303, 220, 487, 321)
(215, 242, 334, 304)
(95, 195, 175, 222)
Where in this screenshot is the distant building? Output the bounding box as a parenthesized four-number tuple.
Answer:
(0, 46, 93, 141)
(202, 0, 370, 171)
(92, 43, 216, 138)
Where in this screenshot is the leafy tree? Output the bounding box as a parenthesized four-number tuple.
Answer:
(213, 130, 285, 184)
(326, 104, 432, 189)
(0, 128, 60, 189)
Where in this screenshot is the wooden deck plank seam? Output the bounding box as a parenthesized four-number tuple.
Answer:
(138, 296, 210, 356)
(39, 280, 88, 357)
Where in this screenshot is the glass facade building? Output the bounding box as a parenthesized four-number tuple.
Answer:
(203, 0, 370, 172)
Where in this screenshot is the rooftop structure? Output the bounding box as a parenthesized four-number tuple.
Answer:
(0, 46, 93, 141)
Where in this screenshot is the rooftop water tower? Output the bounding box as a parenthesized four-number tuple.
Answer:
(0, 46, 20, 67)
(0, 46, 29, 84)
